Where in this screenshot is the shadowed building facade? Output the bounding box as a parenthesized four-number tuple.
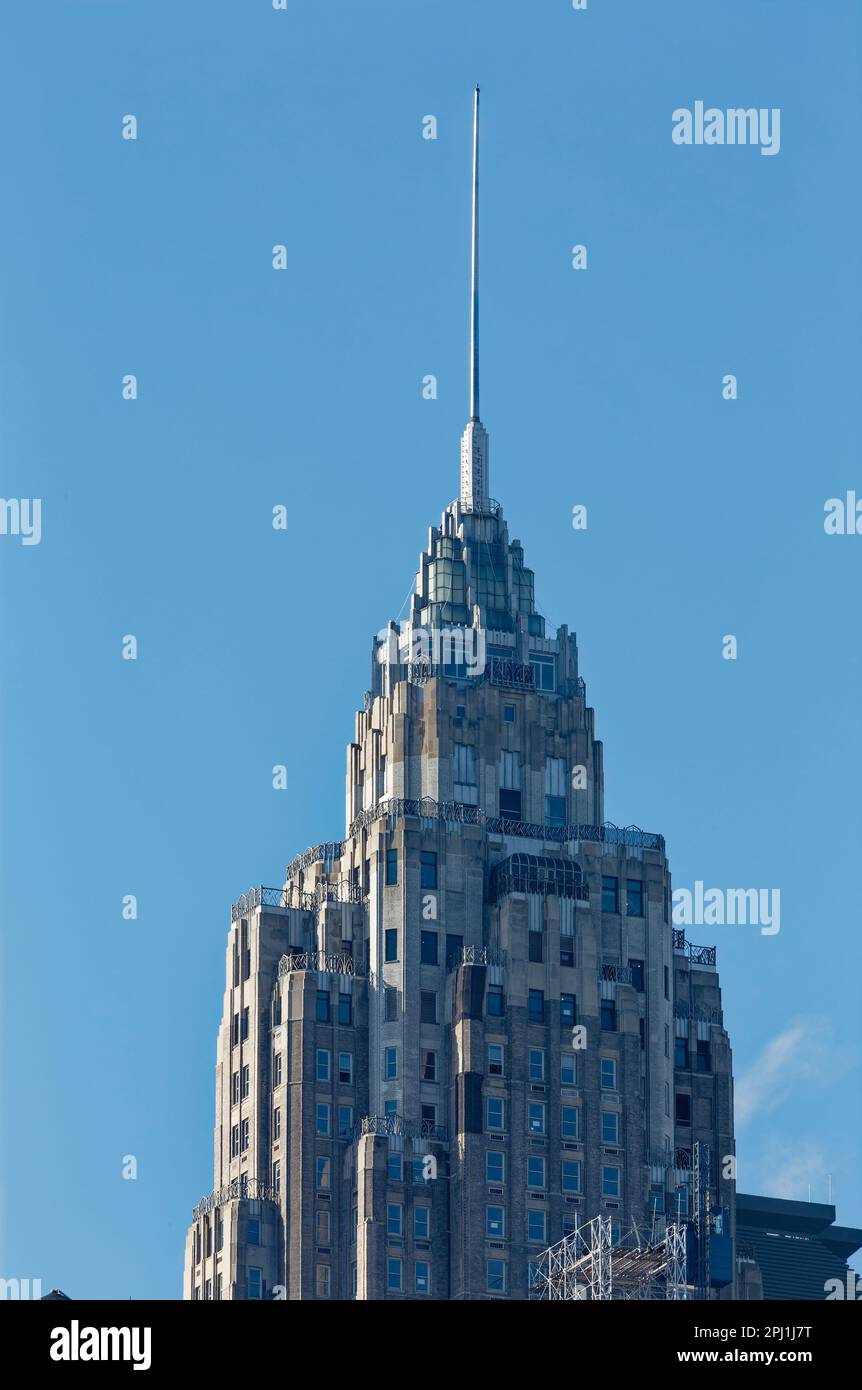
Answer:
(182, 90, 736, 1302)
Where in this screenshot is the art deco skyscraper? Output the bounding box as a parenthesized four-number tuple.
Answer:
(183, 90, 736, 1302)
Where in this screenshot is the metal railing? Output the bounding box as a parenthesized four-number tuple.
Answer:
(347, 795, 664, 853)
(284, 840, 344, 882)
(192, 1177, 278, 1223)
(277, 951, 364, 979)
(449, 495, 503, 520)
(447, 944, 506, 970)
(673, 1001, 723, 1024)
(358, 1113, 448, 1143)
(673, 930, 717, 967)
(487, 658, 535, 690)
(232, 881, 366, 923)
(601, 962, 634, 985)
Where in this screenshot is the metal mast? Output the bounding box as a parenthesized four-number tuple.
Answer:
(459, 85, 490, 513)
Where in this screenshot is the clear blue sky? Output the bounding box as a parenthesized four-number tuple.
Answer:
(1, 1, 860, 1298)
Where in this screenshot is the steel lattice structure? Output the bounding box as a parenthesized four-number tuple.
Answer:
(534, 1216, 691, 1301)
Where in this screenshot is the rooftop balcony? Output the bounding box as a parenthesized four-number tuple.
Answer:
(232, 881, 366, 923)
(673, 929, 717, 967)
(277, 950, 365, 979)
(447, 944, 506, 970)
(359, 1113, 448, 1144)
(191, 1177, 278, 1223)
(347, 795, 664, 853)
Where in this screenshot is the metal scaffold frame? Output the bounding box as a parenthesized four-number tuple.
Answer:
(535, 1215, 691, 1301)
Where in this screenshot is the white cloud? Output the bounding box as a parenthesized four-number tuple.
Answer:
(760, 1141, 827, 1202)
(734, 1020, 828, 1129)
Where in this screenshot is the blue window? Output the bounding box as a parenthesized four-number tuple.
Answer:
(561, 1159, 581, 1193)
(384, 929, 398, 962)
(602, 1111, 619, 1145)
(414, 1207, 430, 1239)
(527, 1155, 546, 1189)
(602, 1166, 621, 1198)
(315, 990, 330, 1022)
(530, 654, 555, 691)
(415, 1260, 430, 1295)
(486, 1151, 505, 1184)
(486, 1206, 505, 1238)
(527, 1209, 547, 1244)
(420, 851, 438, 889)
(487, 1259, 506, 1293)
(528, 1102, 546, 1135)
(528, 989, 545, 1023)
(486, 1097, 505, 1132)
(487, 986, 505, 1017)
(387, 1257, 403, 1292)
(602, 875, 619, 914)
(626, 879, 644, 916)
(385, 848, 398, 885)
(420, 930, 438, 965)
(560, 993, 576, 1026)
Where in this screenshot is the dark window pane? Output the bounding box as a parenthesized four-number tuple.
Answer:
(420, 851, 438, 889)
(420, 931, 438, 965)
(601, 876, 619, 914)
(560, 993, 576, 1026)
(487, 986, 505, 1017)
(445, 934, 463, 969)
(626, 879, 644, 916)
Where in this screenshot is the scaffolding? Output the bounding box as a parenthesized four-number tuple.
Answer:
(535, 1141, 720, 1300)
(534, 1215, 690, 1301)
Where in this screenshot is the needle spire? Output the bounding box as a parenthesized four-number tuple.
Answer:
(460, 85, 490, 512)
